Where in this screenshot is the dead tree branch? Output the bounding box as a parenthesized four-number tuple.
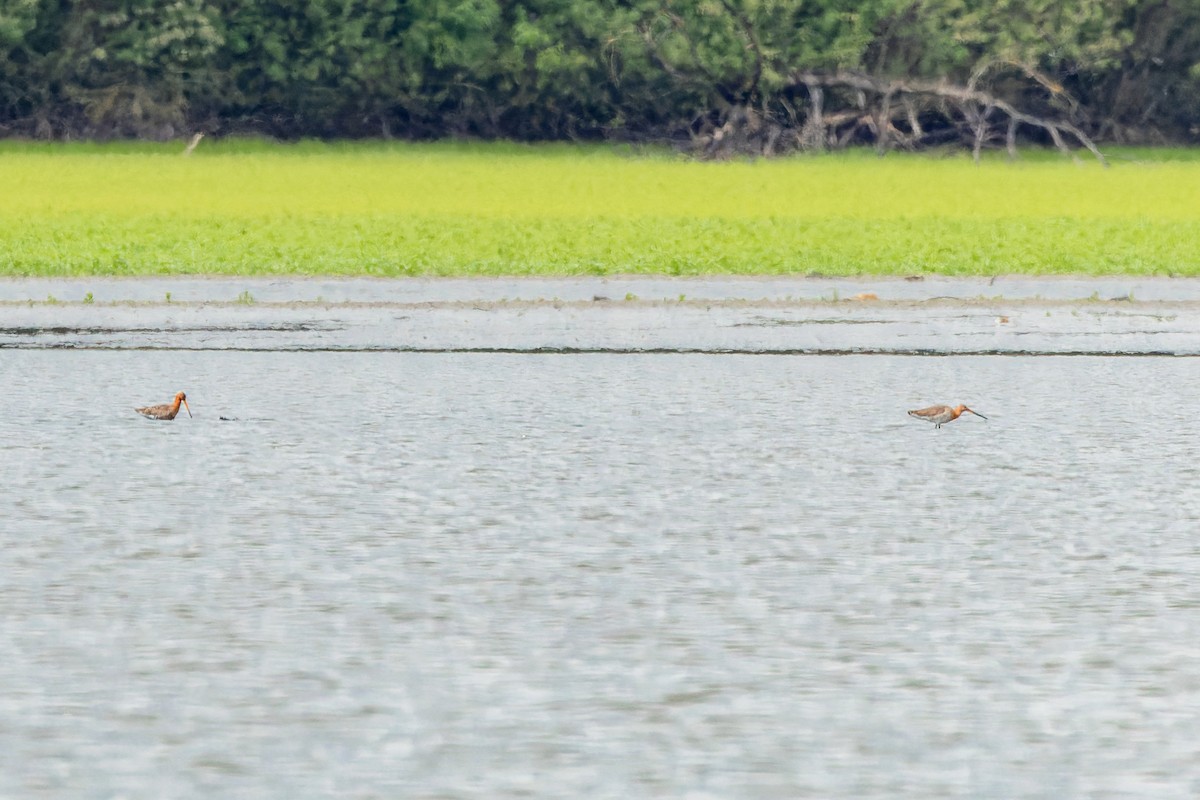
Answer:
(791, 71, 1106, 165)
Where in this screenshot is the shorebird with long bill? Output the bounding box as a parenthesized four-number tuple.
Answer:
(136, 391, 192, 420)
(907, 404, 986, 429)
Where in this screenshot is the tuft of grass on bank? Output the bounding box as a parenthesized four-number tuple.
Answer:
(2, 140, 1200, 277)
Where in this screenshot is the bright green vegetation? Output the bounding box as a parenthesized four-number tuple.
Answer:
(3, 141, 1200, 277)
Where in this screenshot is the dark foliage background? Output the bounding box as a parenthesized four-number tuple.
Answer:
(1, 1, 1197, 151)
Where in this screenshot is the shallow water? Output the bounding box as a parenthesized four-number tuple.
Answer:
(4, 293, 1200, 356)
(2, 350, 1199, 798)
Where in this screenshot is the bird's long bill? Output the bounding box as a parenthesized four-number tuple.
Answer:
(183, 399, 192, 417)
(965, 407, 987, 420)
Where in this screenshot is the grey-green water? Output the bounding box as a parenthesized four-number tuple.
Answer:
(2, 349, 1198, 798)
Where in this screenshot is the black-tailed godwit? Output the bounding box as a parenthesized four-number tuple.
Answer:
(907, 404, 986, 429)
(136, 391, 192, 420)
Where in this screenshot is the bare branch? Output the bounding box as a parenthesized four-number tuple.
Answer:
(968, 59, 1077, 116)
(791, 70, 1106, 165)
(876, 90, 894, 154)
(903, 96, 923, 139)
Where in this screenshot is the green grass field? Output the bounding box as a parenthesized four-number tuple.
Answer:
(2, 140, 1199, 277)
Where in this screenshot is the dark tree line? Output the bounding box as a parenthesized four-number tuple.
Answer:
(2, 1, 1199, 155)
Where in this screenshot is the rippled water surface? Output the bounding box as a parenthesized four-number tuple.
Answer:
(3, 351, 1200, 798)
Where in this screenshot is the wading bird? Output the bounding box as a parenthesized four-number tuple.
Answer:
(907, 404, 986, 429)
(136, 391, 192, 420)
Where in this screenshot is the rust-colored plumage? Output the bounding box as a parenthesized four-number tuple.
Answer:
(136, 391, 192, 420)
(907, 403, 986, 429)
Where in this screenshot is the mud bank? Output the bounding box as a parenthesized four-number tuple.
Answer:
(2, 277, 1199, 354)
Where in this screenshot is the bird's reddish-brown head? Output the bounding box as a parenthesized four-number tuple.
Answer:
(958, 405, 987, 419)
(175, 391, 192, 417)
